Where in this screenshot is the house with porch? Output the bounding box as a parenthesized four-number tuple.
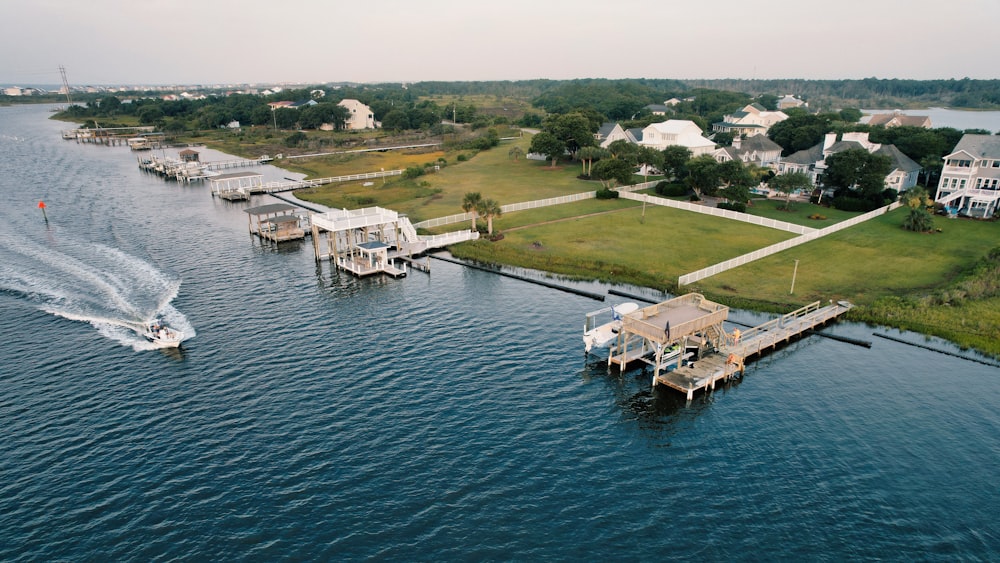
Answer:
(712, 104, 788, 137)
(935, 134, 1000, 218)
(865, 111, 932, 129)
(638, 119, 715, 156)
(777, 132, 920, 190)
(712, 134, 783, 168)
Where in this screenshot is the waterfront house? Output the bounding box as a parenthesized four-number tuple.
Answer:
(935, 134, 1000, 218)
(638, 119, 716, 156)
(712, 134, 783, 168)
(777, 132, 920, 190)
(777, 94, 807, 110)
(865, 111, 932, 128)
(712, 104, 788, 137)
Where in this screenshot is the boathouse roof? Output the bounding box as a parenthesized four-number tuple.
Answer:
(213, 171, 263, 181)
(245, 203, 297, 215)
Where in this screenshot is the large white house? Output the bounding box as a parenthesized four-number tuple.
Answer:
(712, 134, 783, 168)
(338, 99, 379, 130)
(778, 132, 920, 190)
(711, 103, 788, 137)
(935, 134, 1000, 218)
(638, 120, 715, 156)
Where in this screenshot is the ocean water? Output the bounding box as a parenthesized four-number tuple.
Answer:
(1, 104, 999, 561)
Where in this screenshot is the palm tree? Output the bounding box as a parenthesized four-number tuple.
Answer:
(476, 198, 503, 235)
(508, 146, 524, 161)
(901, 186, 934, 232)
(461, 191, 482, 230)
(577, 146, 603, 176)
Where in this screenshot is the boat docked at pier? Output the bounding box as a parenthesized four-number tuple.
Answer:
(583, 302, 638, 354)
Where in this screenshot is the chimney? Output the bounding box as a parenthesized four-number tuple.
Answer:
(823, 133, 837, 151)
(732, 136, 741, 149)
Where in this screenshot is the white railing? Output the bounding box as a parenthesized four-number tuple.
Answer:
(678, 202, 903, 285)
(398, 217, 420, 243)
(420, 230, 479, 247)
(617, 191, 817, 235)
(411, 191, 600, 229)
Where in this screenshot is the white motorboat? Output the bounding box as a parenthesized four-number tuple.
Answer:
(143, 319, 184, 348)
(583, 302, 639, 354)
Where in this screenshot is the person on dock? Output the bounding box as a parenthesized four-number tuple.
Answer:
(664, 321, 671, 341)
(733, 328, 741, 344)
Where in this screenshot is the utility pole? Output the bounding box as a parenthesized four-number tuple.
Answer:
(790, 259, 799, 294)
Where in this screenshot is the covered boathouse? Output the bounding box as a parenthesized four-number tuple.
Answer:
(309, 206, 412, 278)
(209, 171, 263, 201)
(245, 203, 306, 242)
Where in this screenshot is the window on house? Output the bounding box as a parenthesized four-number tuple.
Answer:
(960, 179, 966, 189)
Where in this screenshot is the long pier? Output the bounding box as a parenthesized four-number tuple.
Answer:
(603, 295, 853, 400)
(653, 300, 853, 399)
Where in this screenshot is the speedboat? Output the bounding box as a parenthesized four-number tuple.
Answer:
(143, 319, 184, 348)
(583, 302, 639, 354)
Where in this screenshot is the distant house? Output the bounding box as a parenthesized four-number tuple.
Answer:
(338, 99, 379, 130)
(778, 132, 920, 190)
(777, 94, 807, 110)
(638, 119, 715, 156)
(712, 103, 788, 137)
(268, 101, 296, 110)
(935, 134, 1000, 218)
(645, 104, 670, 116)
(712, 134, 783, 168)
(865, 111, 932, 128)
(595, 122, 639, 148)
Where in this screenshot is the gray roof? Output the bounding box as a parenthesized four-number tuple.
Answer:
(875, 144, 921, 172)
(826, 140, 866, 153)
(597, 122, 618, 138)
(784, 144, 825, 165)
(245, 203, 297, 215)
(646, 104, 669, 113)
(951, 134, 1000, 158)
(357, 241, 391, 251)
(627, 127, 644, 142)
(738, 135, 782, 153)
(213, 171, 263, 181)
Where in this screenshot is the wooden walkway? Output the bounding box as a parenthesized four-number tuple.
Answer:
(651, 300, 853, 399)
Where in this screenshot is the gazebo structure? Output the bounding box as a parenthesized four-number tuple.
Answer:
(245, 203, 306, 242)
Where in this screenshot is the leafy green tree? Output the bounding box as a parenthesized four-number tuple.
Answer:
(137, 106, 164, 125)
(769, 171, 813, 210)
(767, 113, 838, 155)
(380, 109, 410, 131)
(823, 148, 892, 198)
(508, 146, 524, 161)
(528, 131, 566, 167)
(839, 108, 863, 122)
(606, 139, 639, 165)
(462, 192, 483, 230)
(273, 108, 298, 129)
(542, 112, 597, 158)
(718, 160, 755, 204)
(661, 145, 692, 181)
(590, 158, 635, 188)
(685, 155, 721, 197)
(637, 146, 664, 182)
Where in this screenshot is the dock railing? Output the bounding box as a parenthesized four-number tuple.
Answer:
(726, 300, 822, 354)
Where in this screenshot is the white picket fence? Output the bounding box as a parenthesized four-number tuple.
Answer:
(412, 191, 599, 229)
(617, 190, 817, 235)
(677, 202, 903, 286)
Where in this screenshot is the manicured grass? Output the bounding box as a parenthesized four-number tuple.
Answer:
(451, 205, 796, 290)
(744, 197, 861, 227)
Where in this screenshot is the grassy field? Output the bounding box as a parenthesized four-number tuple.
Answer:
(198, 127, 1000, 356)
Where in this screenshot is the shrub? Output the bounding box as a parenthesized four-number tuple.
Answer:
(717, 201, 747, 213)
(402, 166, 425, 179)
(596, 188, 620, 199)
(655, 181, 688, 197)
(457, 153, 469, 162)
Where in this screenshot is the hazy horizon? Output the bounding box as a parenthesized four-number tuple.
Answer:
(3, 0, 997, 86)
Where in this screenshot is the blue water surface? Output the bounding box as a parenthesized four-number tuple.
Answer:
(1, 104, 998, 561)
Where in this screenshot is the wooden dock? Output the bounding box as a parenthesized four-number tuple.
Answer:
(602, 294, 853, 399)
(652, 300, 853, 399)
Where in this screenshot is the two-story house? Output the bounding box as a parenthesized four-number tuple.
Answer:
(936, 134, 1000, 218)
(712, 135, 783, 168)
(777, 132, 920, 190)
(712, 104, 788, 137)
(338, 99, 379, 130)
(637, 120, 715, 156)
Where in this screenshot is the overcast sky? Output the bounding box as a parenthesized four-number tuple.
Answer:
(2, 0, 998, 86)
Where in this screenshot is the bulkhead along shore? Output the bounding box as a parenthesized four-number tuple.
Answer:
(42, 78, 1000, 358)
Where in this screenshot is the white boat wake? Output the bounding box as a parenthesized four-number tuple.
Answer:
(0, 231, 195, 350)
